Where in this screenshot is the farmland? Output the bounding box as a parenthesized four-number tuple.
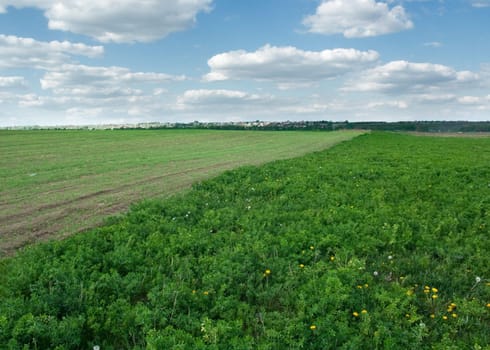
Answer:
(0, 132, 488, 349)
(0, 129, 361, 256)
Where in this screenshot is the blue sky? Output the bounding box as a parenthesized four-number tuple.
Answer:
(0, 0, 489, 126)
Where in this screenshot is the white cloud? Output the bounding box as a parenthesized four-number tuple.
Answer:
(0, 34, 103, 70)
(0, 0, 213, 43)
(0, 76, 27, 88)
(303, 0, 413, 38)
(204, 44, 379, 85)
(367, 100, 408, 109)
(458, 95, 482, 104)
(415, 94, 457, 104)
(471, 1, 490, 8)
(40, 64, 185, 97)
(344, 60, 479, 93)
(423, 41, 443, 48)
(176, 89, 273, 110)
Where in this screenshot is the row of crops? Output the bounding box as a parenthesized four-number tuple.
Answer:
(0, 132, 489, 349)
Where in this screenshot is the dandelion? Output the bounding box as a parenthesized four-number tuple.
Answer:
(442, 315, 448, 320)
(405, 314, 411, 319)
(310, 325, 317, 330)
(330, 256, 335, 261)
(203, 291, 209, 295)
(353, 311, 359, 317)
(452, 313, 458, 318)
(361, 309, 368, 314)
(388, 255, 393, 260)
(430, 314, 435, 319)
(373, 271, 379, 277)
(299, 264, 305, 268)
(431, 287, 438, 293)
(357, 285, 363, 289)
(310, 246, 315, 250)
(432, 294, 438, 299)
(423, 289, 430, 294)
(486, 303, 490, 308)
(264, 269, 271, 276)
(192, 290, 197, 294)
(406, 289, 414, 296)
(475, 276, 481, 283)
(364, 283, 369, 288)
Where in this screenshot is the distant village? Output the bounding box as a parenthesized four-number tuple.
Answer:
(2, 120, 489, 132)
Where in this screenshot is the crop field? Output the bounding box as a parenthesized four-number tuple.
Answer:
(0, 132, 488, 349)
(0, 129, 361, 256)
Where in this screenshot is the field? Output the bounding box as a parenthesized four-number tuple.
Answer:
(0, 132, 488, 349)
(0, 129, 361, 256)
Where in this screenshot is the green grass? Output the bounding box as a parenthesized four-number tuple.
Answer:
(0, 132, 488, 349)
(0, 129, 362, 255)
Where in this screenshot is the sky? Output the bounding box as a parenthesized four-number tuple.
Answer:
(0, 0, 489, 126)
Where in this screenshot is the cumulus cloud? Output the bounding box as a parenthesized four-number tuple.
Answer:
(0, 76, 27, 88)
(367, 100, 408, 109)
(303, 0, 413, 38)
(0, 0, 213, 43)
(458, 95, 482, 104)
(204, 44, 379, 85)
(0, 34, 103, 70)
(414, 94, 457, 104)
(176, 89, 274, 110)
(343, 60, 479, 93)
(40, 64, 185, 97)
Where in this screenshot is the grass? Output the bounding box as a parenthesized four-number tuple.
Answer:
(0, 132, 488, 349)
(0, 129, 362, 256)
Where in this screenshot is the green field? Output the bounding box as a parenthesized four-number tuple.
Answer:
(0, 129, 361, 256)
(0, 132, 488, 349)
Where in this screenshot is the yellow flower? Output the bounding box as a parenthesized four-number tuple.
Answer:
(364, 283, 369, 288)
(431, 287, 438, 293)
(203, 291, 209, 295)
(450, 302, 457, 308)
(361, 309, 368, 314)
(423, 289, 430, 294)
(192, 290, 196, 294)
(406, 289, 414, 296)
(353, 311, 359, 317)
(310, 325, 317, 330)
(357, 285, 363, 289)
(424, 285, 430, 290)
(442, 315, 448, 320)
(452, 313, 458, 318)
(432, 294, 438, 299)
(486, 303, 490, 308)
(310, 246, 315, 250)
(430, 314, 435, 319)
(330, 256, 335, 261)
(299, 264, 305, 268)
(405, 314, 410, 318)
(264, 269, 271, 275)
